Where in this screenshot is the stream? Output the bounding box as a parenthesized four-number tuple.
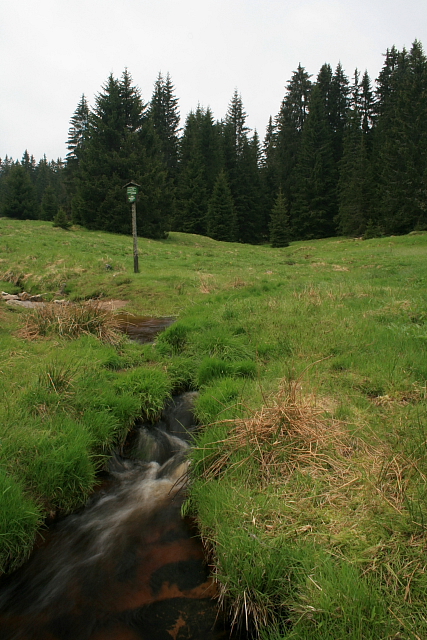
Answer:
(0, 316, 232, 640)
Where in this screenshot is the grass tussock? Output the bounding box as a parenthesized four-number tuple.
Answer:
(20, 302, 123, 344)
(191, 381, 427, 637)
(197, 381, 350, 485)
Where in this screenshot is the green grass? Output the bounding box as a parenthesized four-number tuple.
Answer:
(2, 218, 427, 637)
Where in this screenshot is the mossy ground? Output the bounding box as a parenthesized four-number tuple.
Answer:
(1, 218, 427, 637)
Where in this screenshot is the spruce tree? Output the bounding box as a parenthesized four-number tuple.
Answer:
(176, 152, 208, 235)
(260, 116, 279, 239)
(34, 156, 52, 204)
(40, 185, 58, 221)
(221, 90, 263, 242)
(199, 107, 223, 193)
(269, 189, 290, 247)
(292, 84, 337, 239)
(360, 71, 375, 137)
(337, 108, 373, 236)
(175, 106, 222, 234)
(71, 70, 169, 238)
(373, 42, 427, 233)
(224, 89, 249, 158)
(53, 207, 71, 229)
(66, 94, 90, 165)
(234, 132, 263, 243)
(149, 72, 180, 177)
(1, 163, 39, 219)
(0, 156, 14, 209)
(175, 108, 208, 233)
(21, 150, 36, 181)
(207, 170, 237, 241)
(330, 62, 350, 163)
(274, 64, 312, 217)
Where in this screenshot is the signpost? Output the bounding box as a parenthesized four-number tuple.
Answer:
(123, 181, 141, 274)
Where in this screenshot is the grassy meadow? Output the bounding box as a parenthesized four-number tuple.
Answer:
(1, 217, 427, 638)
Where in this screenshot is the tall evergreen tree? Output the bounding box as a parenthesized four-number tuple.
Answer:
(260, 116, 278, 238)
(221, 89, 248, 194)
(0, 156, 15, 208)
(360, 70, 375, 137)
(221, 90, 264, 242)
(176, 108, 208, 234)
(40, 185, 58, 221)
(66, 94, 90, 165)
(337, 108, 373, 235)
(269, 188, 290, 247)
(199, 107, 223, 193)
(149, 72, 180, 177)
(373, 41, 427, 233)
(224, 89, 249, 158)
(207, 170, 237, 241)
(1, 163, 39, 219)
(234, 131, 264, 243)
(21, 150, 36, 179)
(274, 64, 312, 214)
(175, 106, 223, 234)
(34, 155, 52, 204)
(292, 84, 337, 239)
(72, 70, 168, 238)
(330, 62, 350, 162)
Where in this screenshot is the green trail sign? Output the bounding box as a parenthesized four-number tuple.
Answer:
(126, 186, 138, 203)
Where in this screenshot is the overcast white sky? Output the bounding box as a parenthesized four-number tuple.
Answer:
(1, 0, 426, 162)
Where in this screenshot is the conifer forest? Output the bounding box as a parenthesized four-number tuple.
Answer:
(1, 40, 427, 243)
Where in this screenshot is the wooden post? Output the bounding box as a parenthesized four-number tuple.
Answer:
(131, 200, 139, 273)
(123, 182, 141, 274)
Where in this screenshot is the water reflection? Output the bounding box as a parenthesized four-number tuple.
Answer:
(116, 315, 175, 344)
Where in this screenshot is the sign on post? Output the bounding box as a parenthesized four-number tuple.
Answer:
(126, 186, 138, 203)
(123, 181, 141, 274)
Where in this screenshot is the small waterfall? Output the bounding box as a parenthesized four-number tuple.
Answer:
(0, 393, 229, 640)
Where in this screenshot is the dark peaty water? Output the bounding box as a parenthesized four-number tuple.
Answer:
(115, 315, 176, 344)
(0, 393, 229, 640)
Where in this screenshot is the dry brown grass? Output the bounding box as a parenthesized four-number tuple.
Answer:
(199, 380, 426, 558)
(201, 381, 354, 484)
(1, 268, 23, 286)
(19, 302, 123, 344)
(194, 382, 427, 634)
(198, 272, 215, 293)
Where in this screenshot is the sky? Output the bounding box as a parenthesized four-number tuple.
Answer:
(1, 0, 426, 162)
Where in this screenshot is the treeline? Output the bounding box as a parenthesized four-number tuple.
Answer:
(1, 40, 427, 244)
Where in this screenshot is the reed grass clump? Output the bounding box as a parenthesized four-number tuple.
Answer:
(113, 366, 171, 421)
(20, 302, 123, 344)
(189, 380, 427, 637)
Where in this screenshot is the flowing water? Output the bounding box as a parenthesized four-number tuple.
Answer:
(0, 319, 232, 640)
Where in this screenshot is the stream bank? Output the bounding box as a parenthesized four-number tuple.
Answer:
(0, 392, 230, 640)
(0, 316, 232, 639)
